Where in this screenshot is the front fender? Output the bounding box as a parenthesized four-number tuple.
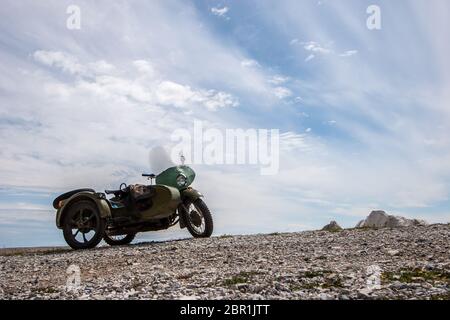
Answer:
(178, 187, 203, 229)
(55, 191, 111, 229)
(180, 187, 203, 202)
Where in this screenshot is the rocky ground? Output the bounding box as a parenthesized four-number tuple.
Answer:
(0, 224, 449, 300)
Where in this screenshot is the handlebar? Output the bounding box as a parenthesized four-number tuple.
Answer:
(105, 189, 121, 195)
(142, 173, 156, 178)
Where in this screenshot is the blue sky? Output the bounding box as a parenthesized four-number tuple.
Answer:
(0, 0, 449, 247)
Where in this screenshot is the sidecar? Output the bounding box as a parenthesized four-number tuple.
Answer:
(53, 165, 213, 249)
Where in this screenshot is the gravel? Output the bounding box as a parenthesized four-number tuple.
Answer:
(0, 224, 449, 300)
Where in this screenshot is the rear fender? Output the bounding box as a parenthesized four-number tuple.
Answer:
(56, 191, 111, 229)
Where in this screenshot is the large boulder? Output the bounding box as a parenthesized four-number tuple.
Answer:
(322, 221, 343, 232)
(356, 210, 428, 228)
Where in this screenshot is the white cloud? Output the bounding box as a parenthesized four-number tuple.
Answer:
(340, 50, 358, 57)
(87, 60, 116, 74)
(241, 59, 260, 68)
(268, 75, 289, 85)
(201, 90, 240, 110)
(302, 41, 332, 54)
(156, 81, 238, 110)
(305, 54, 315, 62)
(273, 86, 292, 99)
(280, 132, 310, 151)
(33, 50, 85, 75)
(211, 6, 229, 17)
(133, 60, 156, 76)
(33, 51, 238, 111)
(34, 51, 116, 76)
(155, 81, 204, 107)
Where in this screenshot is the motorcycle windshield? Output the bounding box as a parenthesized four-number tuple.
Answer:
(155, 165, 196, 190)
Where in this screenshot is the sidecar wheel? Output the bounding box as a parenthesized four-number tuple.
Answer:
(182, 199, 213, 238)
(103, 233, 135, 246)
(62, 200, 105, 250)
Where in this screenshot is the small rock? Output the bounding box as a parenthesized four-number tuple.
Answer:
(321, 221, 343, 232)
(319, 293, 332, 300)
(388, 250, 401, 256)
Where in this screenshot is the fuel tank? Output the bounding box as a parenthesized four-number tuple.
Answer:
(138, 184, 181, 220)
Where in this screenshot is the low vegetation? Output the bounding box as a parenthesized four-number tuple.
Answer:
(222, 271, 261, 287)
(382, 268, 450, 284)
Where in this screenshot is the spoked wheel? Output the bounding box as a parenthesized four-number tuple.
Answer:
(62, 200, 105, 250)
(182, 199, 213, 238)
(103, 233, 135, 246)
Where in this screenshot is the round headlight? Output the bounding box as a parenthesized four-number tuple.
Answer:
(176, 174, 187, 187)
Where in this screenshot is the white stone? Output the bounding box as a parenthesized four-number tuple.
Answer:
(356, 210, 428, 228)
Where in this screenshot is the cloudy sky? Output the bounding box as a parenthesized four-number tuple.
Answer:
(0, 0, 449, 247)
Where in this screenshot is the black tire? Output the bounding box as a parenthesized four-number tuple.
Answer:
(182, 198, 213, 238)
(62, 200, 105, 250)
(103, 233, 136, 246)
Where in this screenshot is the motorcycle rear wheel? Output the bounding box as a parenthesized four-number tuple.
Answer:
(182, 198, 213, 238)
(103, 233, 135, 246)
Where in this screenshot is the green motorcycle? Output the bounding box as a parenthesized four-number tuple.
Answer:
(53, 165, 213, 249)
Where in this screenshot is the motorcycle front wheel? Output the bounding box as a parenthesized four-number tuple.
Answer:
(181, 198, 214, 238)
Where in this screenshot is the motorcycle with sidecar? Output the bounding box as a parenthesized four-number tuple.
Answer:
(53, 165, 213, 249)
